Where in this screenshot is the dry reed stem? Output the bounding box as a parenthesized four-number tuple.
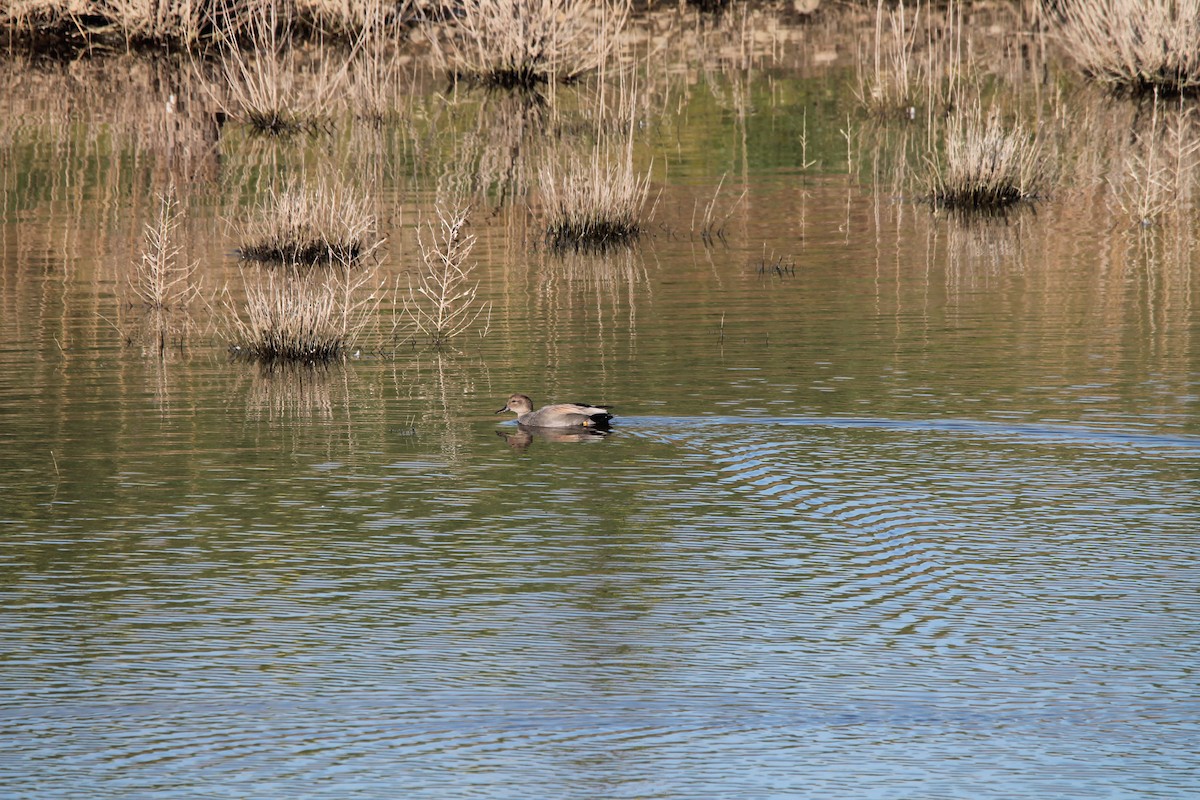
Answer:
(1110, 93, 1200, 226)
(1054, 0, 1200, 94)
(130, 186, 200, 310)
(403, 206, 491, 346)
(928, 102, 1045, 211)
(428, 0, 630, 89)
(226, 258, 382, 362)
(240, 176, 379, 264)
(855, 0, 963, 119)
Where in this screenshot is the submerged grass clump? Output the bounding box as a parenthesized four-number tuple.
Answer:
(430, 0, 630, 90)
(240, 177, 378, 265)
(540, 140, 652, 251)
(1055, 0, 1200, 95)
(226, 259, 381, 363)
(927, 104, 1044, 211)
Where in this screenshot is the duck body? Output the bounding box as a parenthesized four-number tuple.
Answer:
(496, 393, 613, 429)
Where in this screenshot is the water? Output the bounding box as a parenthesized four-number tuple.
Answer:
(3, 6, 1200, 798)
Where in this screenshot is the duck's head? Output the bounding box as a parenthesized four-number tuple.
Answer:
(496, 393, 534, 415)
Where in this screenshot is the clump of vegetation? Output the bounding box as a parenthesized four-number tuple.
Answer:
(226, 259, 382, 363)
(240, 177, 379, 265)
(402, 207, 491, 346)
(429, 0, 630, 90)
(540, 138, 652, 251)
(208, 2, 346, 136)
(1, 0, 416, 53)
(926, 104, 1044, 211)
(1054, 0, 1200, 95)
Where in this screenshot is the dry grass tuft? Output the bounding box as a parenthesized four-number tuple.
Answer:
(927, 103, 1045, 211)
(402, 206, 491, 346)
(226, 259, 382, 363)
(428, 0, 630, 89)
(208, 2, 345, 136)
(540, 135, 652, 251)
(1054, 0, 1200, 95)
(240, 176, 379, 264)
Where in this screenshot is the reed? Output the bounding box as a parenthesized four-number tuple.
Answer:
(854, 0, 962, 119)
(428, 0, 630, 89)
(226, 258, 381, 362)
(104, 0, 207, 48)
(540, 135, 652, 251)
(927, 103, 1044, 211)
(402, 207, 491, 346)
(1054, 0, 1200, 95)
(240, 176, 379, 264)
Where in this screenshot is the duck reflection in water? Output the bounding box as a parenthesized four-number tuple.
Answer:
(497, 426, 611, 450)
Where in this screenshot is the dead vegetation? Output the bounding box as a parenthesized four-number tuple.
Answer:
(1053, 0, 1200, 95)
(123, 186, 201, 355)
(401, 207, 491, 347)
(426, 0, 630, 89)
(927, 102, 1045, 211)
(226, 258, 382, 362)
(239, 176, 379, 265)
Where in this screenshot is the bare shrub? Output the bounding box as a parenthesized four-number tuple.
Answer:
(122, 187, 200, 355)
(927, 103, 1044, 211)
(226, 259, 382, 362)
(1054, 0, 1200, 95)
(130, 186, 199, 311)
(428, 0, 630, 89)
(402, 207, 491, 346)
(240, 176, 379, 264)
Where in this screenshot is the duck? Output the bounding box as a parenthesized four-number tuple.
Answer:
(495, 393, 613, 429)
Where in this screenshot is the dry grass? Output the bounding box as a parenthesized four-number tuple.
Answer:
(428, 0, 630, 89)
(927, 103, 1045, 211)
(240, 176, 379, 264)
(855, 0, 963, 119)
(1, 0, 411, 50)
(402, 207, 491, 346)
(226, 259, 382, 362)
(104, 0, 209, 47)
(540, 133, 652, 251)
(1054, 0, 1200, 95)
(206, 2, 347, 135)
